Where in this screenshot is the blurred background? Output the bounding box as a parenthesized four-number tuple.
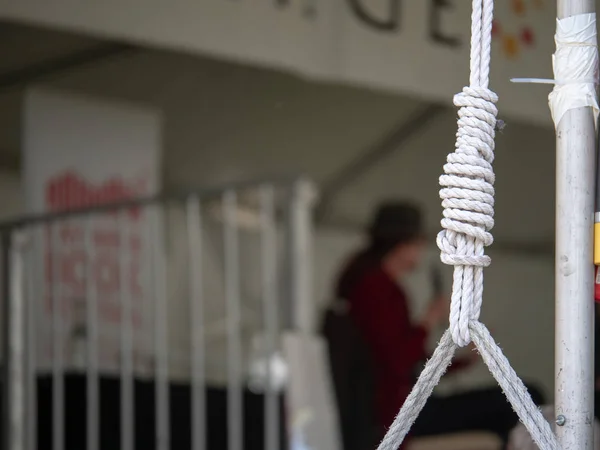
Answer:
(0, 0, 576, 449)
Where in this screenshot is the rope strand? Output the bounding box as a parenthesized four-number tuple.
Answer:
(375, 1, 561, 448)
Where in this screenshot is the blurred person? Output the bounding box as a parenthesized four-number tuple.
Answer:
(322, 202, 545, 450)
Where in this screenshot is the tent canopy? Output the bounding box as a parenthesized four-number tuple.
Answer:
(0, 14, 560, 398)
(0, 21, 556, 254)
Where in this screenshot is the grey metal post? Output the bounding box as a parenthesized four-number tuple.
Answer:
(119, 211, 134, 450)
(25, 232, 37, 450)
(151, 206, 170, 450)
(260, 185, 279, 450)
(84, 217, 99, 450)
(287, 179, 316, 334)
(3, 231, 27, 450)
(51, 224, 64, 450)
(186, 195, 206, 450)
(223, 190, 243, 450)
(554, 1, 597, 448)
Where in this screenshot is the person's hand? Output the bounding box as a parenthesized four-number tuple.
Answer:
(420, 295, 450, 331)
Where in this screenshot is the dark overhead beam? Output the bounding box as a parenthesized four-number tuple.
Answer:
(0, 42, 137, 93)
(315, 103, 446, 222)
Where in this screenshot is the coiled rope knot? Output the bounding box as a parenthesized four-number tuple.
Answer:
(436, 86, 499, 347)
(376, 1, 563, 448)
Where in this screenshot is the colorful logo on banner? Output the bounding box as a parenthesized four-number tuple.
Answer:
(492, 0, 544, 59)
(43, 171, 150, 362)
(45, 171, 146, 217)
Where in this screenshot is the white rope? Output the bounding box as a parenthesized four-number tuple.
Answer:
(471, 323, 559, 450)
(376, 1, 562, 448)
(377, 325, 559, 450)
(509, 406, 600, 450)
(377, 331, 456, 450)
(438, 0, 497, 346)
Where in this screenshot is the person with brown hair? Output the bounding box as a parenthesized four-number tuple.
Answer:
(322, 202, 544, 450)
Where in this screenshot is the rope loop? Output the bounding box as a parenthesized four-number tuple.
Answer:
(437, 86, 498, 347)
(375, 1, 562, 449)
(377, 325, 561, 450)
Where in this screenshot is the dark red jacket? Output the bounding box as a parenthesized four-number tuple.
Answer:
(347, 267, 428, 430)
(347, 266, 470, 431)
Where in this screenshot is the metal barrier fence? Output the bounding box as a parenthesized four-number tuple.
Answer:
(0, 177, 315, 450)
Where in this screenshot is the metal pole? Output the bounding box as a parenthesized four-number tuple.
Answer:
(260, 185, 279, 450)
(25, 231, 37, 450)
(84, 217, 99, 450)
(223, 190, 243, 450)
(554, 1, 597, 448)
(118, 210, 134, 450)
(3, 231, 27, 450)
(186, 195, 206, 450)
(151, 206, 170, 450)
(289, 179, 316, 334)
(2, 232, 10, 450)
(51, 223, 65, 450)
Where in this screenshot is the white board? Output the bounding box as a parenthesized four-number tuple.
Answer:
(283, 331, 341, 450)
(23, 88, 162, 375)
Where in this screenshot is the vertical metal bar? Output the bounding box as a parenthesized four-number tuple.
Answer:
(260, 185, 278, 450)
(141, 206, 154, 378)
(51, 223, 64, 450)
(11, 235, 26, 450)
(281, 208, 293, 331)
(4, 231, 27, 450)
(25, 230, 37, 450)
(186, 196, 206, 450)
(152, 205, 170, 450)
(223, 191, 243, 450)
(2, 232, 9, 450)
(288, 180, 315, 333)
(85, 217, 99, 450)
(554, 1, 597, 448)
(119, 210, 134, 450)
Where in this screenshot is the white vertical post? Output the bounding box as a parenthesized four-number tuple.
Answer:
(554, 1, 597, 448)
(119, 210, 134, 450)
(51, 223, 65, 450)
(151, 205, 170, 450)
(25, 232, 37, 450)
(260, 185, 279, 450)
(223, 190, 243, 450)
(4, 231, 27, 450)
(84, 217, 99, 450)
(186, 195, 206, 450)
(289, 180, 316, 334)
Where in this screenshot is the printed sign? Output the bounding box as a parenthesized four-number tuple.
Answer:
(23, 88, 162, 374)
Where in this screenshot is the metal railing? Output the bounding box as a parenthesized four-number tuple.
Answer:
(0, 176, 315, 450)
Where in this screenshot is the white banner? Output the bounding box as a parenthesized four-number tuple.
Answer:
(2, 0, 557, 125)
(283, 332, 341, 450)
(23, 88, 162, 374)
